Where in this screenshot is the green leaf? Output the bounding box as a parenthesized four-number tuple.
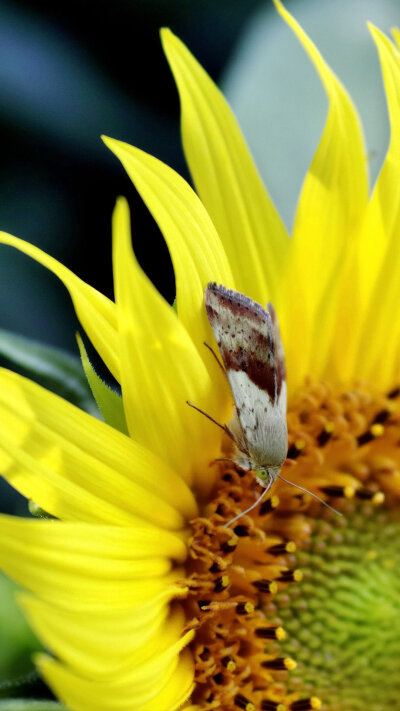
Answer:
(0, 574, 42, 695)
(76, 334, 128, 435)
(0, 328, 98, 415)
(0, 703, 66, 711)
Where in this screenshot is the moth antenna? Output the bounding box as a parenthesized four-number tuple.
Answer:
(278, 474, 343, 516)
(203, 342, 226, 376)
(224, 486, 271, 528)
(186, 401, 235, 441)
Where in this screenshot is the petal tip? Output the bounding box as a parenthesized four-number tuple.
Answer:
(100, 133, 112, 146)
(367, 22, 380, 38)
(272, 0, 286, 17)
(115, 195, 129, 210)
(160, 26, 172, 41)
(112, 196, 131, 237)
(101, 134, 127, 157)
(160, 26, 178, 46)
(161, 26, 188, 63)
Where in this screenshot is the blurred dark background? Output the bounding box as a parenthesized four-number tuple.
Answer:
(0, 0, 264, 354)
(0, 0, 398, 359)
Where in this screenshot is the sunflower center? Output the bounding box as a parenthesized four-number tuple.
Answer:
(183, 381, 400, 711)
(275, 507, 400, 710)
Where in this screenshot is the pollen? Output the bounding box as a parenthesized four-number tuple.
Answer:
(184, 380, 400, 710)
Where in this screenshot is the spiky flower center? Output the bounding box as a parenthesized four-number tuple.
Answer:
(183, 382, 400, 710)
(276, 507, 400, 710)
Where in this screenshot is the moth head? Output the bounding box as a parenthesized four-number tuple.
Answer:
(255, 466, 281, 489)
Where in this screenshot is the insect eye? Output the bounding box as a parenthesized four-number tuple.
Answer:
(257, 469, 269, 482)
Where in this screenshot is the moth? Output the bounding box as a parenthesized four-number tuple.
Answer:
(188, 282, 339, 526)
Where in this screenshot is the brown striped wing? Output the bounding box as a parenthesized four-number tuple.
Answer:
(205, 283, 287, 469)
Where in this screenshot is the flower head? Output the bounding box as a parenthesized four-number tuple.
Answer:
(0, 2, 400, 710)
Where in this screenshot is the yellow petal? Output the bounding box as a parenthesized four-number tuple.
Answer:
(0, 232, 120, 381)
(161, 28, 289, 308)
(354, 26, 400, 387)
(22, 596, 186, 678)
(0, 426, 143, 527)
(3, 518, 187, 562)
(273, 0, 368, 390)
(0, 367, 197, 526)
(103, 136, 234, 388)
(37, 649, 194, 711)
(21, 595, 168, 673)
(112, 197, 226, 489)
(392, 27, 400, 52)
(0, 515, 185, 611)
(23, 588, 180, 646)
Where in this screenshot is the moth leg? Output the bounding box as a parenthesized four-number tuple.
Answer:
(186, 401, 235, 441)
(203, 342, 226, 376)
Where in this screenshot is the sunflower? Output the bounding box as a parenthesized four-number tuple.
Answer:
(0, 1, 400, 710)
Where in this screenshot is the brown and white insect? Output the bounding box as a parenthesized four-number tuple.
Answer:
(188, 282, 339, 526)
(205, 282, 287, 488)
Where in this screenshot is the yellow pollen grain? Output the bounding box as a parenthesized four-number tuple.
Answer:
(286, 541, 297, 553)
(243, 601, 254, 614)
(344, 485, 355, 498)
(226, 660, 236, 671)
(221, 575, 229, 588)
(366, 550, 377, 560)
(310, 698, 322, 709)
(324, 422, 335, 433)
(284, 658, 297, 671)
(271, 495, 280, 508)
(246, 703, 255, 711)
(372, 491, 385, 505)
(370, 423, 384, 437)
(270, 581, 278, 594)
(277, 705, 286, 711)
(295, 439, 306, 450)
(276, 626, 286, 641)
(293, 570, 303, 582)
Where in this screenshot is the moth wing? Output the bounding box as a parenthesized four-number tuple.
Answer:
(205, 283, 286, 467)
(267, 301, 287, 420)
(226, 371, 288, 468)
